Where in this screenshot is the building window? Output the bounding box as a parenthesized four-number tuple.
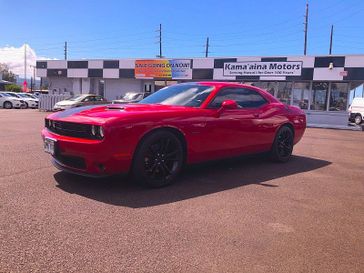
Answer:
(329, 83, 348, 111)
(348, 82, 364, 105)
(253, 82, 277, 96)
(310, 82, 329, 110)
(277, 82, 292, 105)
(292, 82, 310, 110)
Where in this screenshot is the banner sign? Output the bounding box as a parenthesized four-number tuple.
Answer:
(223, 61, 302, 77)
(135, 59, 192, 79)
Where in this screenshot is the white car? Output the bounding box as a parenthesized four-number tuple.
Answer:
(348, 97, 364, 125)
(0, 93, 26, 109)
(4, 92, 39, 109)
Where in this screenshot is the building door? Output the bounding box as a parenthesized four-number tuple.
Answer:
(310, 82, 329, 110)
(292, 82, 310, 110)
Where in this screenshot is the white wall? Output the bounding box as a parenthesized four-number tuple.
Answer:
(104, 79, 143, 100)
(48, 77, 73, 93)
(72, 79, 81, 94)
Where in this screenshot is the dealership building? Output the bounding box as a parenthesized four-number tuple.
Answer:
(36, 55, 364, 126)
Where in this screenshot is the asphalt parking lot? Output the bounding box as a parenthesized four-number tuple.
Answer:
(0, 109, 363, 273)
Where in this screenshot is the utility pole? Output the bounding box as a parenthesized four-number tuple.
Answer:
(24, 44, 27, 83)
(64, 41, 68, 60)
(329, 25, 334, 55)
(205, 37, 210, 57)
(156, 24, 163, 58)
(303, 2, 309, 55)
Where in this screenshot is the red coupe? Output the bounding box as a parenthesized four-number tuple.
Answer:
(42, 82, 306, 187)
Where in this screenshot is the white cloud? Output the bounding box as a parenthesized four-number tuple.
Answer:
(0, 44, 55, 79)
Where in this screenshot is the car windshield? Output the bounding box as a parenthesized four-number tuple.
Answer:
(17, 94, 29, 98)
(0, 93, 11, 97)
(139, 84, 214, 107)
(68, 95, 88, 101)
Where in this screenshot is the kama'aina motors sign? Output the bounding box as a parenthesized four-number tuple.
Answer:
(223, 61, 302, 76)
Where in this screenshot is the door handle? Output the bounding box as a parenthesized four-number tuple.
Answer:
(253, 113, 260, 118)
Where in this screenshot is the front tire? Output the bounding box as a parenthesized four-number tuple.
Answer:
(270, 126, 294, 163)
(354, 114, 362, 125)
(4, 101, 12, 109)
(132, 130, 184, 188)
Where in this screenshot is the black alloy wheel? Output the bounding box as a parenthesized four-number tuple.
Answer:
(271, 126, 294, 162)
(133, 131, 184, 188)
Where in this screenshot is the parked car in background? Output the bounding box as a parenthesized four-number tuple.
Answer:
(112, 92, 145, 104)
(42, 82, 306, 188)
(0, 93, 26, 109)
(348, 97, 364, 125)
(53, 94, 108, 111)
(23, 93, 39, 100)
(3, 92, 38, 109)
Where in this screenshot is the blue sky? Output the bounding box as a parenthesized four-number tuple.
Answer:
(1, 0, 364, 59)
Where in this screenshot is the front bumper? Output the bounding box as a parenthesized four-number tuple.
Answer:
(42, 128, 132, 176)
(52, 157, 110, 178)
(348, 113, 357, 122)
(53, 105, 72, 111)
(13, 102, 22, 108)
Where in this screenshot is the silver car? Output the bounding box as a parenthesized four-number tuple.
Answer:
(53, 94, 108, 111)
(112, 92, 145, 104)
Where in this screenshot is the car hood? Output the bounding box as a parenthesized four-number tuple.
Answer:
(48, 103, 194, 124)
(55, 100, 77, 106)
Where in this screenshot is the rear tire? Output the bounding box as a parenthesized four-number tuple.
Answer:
(270, 126, 294, 163)
(4, 101, 12, 109)
(132, 130, 184, 188)
(354, 114, 362, 125)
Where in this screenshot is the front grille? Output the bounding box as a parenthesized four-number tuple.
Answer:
(55, 154, 86, 170)
(46, 119, 95, 139)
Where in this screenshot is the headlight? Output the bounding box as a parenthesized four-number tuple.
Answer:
(99, 126, 104, 138)
(91, 125, 104, 139)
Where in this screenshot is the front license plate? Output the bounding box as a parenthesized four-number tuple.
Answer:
(44, 138, 56, 155)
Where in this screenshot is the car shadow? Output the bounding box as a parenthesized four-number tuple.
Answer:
(54, 155, 331, 208)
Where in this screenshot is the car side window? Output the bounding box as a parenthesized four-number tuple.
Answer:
(95, 96, 104, 101)
(208, 88, 268, 109)
(84, 96, 96, 102)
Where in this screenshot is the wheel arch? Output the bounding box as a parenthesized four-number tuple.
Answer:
(132, 126, 188, 166)
(276, 122, 295, 138)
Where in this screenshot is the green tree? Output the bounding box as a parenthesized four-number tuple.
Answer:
(5, 84, 21, 92)
(0, 63, 16, 83)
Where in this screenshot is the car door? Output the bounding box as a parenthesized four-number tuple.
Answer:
(202, 87, 272, 159)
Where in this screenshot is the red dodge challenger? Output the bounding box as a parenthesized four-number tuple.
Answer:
(42, 82, 306, 187)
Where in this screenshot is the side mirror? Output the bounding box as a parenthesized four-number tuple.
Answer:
(217, 100, 238, 115)
(220, 100, 238, 111)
